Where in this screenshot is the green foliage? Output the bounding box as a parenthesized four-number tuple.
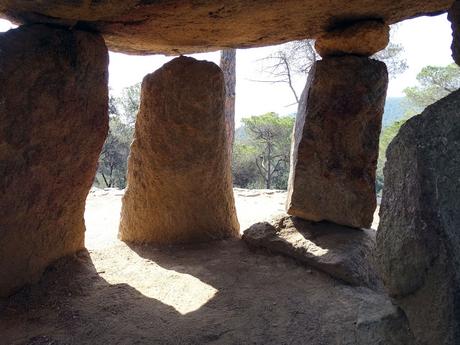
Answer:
(404, 64, 460, 112)
(97, 88, 295, 191)
(233, 112, 295, 189)
(382, 97, 407, 127)
(377, 63, 460, 195)
(118, 83, 141, 126)
(376, 118, 407, 195)
(95, 86, 140, 188)
(232, 143, 260, 188)
(97, 116, 133, 188)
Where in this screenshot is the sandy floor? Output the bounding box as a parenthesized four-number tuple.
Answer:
(1, 241, 391, 345)
(84, 188, 379, 250)
(0, 188, 384, 345)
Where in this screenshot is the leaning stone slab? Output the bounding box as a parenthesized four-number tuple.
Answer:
(242, 215, 382, 290)
(119, 56, 239, 244)
(376, 89, 460, 345)
(315, 21, 390, 58)
(0, 25, 109, 297)
(286, 56, 388, 229)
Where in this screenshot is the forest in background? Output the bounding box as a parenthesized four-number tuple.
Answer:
(95, 38, 460, 194)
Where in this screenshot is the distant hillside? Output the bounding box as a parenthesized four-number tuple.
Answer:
(235, 125, 249, 141)
(383, 97, 407, 128)
(236, 98, 407, 136)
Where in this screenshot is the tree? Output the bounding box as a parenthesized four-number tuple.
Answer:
(220, 49, 237, 148)
(256, 25, 408, 105)
(373, 41, 408, 79)
(232, 143, 260, 188)
(404, 64, 460, 112)
(96, 85, 140, 188)
(118, 83, 141, 126)
(241, 112, 294, 189)
(377, 63, 460, 194)
(98, 116, 132, 188)
(256, 40, 317, 104)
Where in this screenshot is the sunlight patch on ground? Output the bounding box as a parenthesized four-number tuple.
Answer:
(92, 243, 218, 315)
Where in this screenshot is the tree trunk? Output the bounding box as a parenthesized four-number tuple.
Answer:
(220, 49, 236, 150)
(267, 143, 272, 189)
(101, 172, 110, 188)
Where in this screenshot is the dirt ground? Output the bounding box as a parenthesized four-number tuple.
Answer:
(84, 188, 379, 250)
(0, 188, 383, 345)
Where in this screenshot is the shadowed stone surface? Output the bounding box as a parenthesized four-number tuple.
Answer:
(355, 293, 414, 345)
(449, 1, 460, 65)
(0, 25, 109, 297)
(286, 56, 388, 229)
(119, 56, 239, 244)
(242, 215, 382, 290)
(315, 21, 389, 58)
(0, 0, 452, 54)
(376, 90, 460, 345)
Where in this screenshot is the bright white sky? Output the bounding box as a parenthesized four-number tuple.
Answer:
(0, 14, 454, 124)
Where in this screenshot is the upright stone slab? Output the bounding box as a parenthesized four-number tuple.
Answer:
(376, 90, 460, 345)
(119, 56, 239, 244)
(286, 56, 388, 229)
(0, 25, 109, 297)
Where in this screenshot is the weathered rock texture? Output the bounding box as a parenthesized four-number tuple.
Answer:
(376, 90, 460, 345)
(243, 215, 382, 290)
(315, 21, 389, 58)
(0, 25, 109, 297)
(286, 56, 388, 229)
(0, 0, 452, 54)
(119, 56, 239, 244)
(355, 293, 414, 345)
(449, 0, 460, 65)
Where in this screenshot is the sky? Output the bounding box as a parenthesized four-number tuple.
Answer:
(0, 14, 454, 124)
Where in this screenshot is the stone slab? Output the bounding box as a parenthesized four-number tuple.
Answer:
(242, 215, 382, 290)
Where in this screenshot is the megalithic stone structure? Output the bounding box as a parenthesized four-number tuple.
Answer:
(286, 56, 388, 228)
(0, 24, 109, 297)
(286, 22, 389, 229)
(119, 56, 239, 244)
(0, 0, 451, 54)
(376, 90, 460, 345)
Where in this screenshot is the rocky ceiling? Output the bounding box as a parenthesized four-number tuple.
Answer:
(0, 0, 454, 55)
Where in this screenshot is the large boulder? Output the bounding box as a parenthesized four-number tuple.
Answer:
(315, 21, 389, 58)
(243, 215, 382, 290)
(119, 56, 239, 244)
(376, 90, 460, 344)
(286, 56, 388, 229)
(0, 25, 108, 297)
(0, 0, 452, 54)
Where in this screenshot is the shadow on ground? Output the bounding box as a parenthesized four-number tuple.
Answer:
(1, 240, 389, 345)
